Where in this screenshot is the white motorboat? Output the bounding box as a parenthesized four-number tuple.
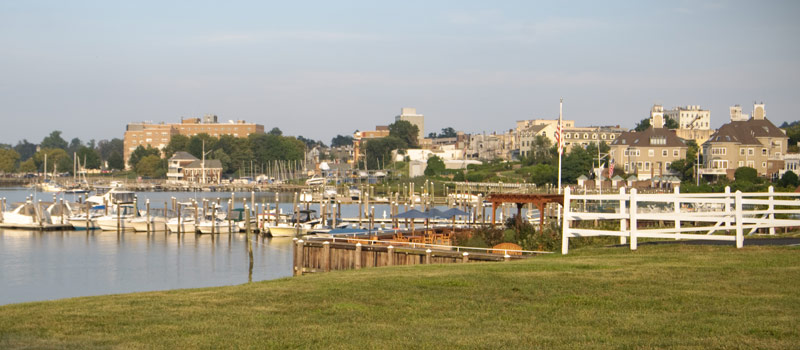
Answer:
(305, 176, 325, 186)
(348, 186, 361, 200)
(96, 204, 139, 231)
(131, 215, 168, 232)
(166, 204, 203, 234)
(66, 205, 106, 230)
(197, 218, 238, 234)
(46, 201, 77, 225)
(0, 200, 54, 229)
(262, 209, 320, 237)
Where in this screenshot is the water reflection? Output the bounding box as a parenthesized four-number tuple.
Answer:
(0, 229, 293, 305)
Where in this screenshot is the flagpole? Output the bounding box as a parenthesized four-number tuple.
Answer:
(557, 98, 563, 194)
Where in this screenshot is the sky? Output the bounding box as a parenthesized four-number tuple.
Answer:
(1, 0, 798, 145)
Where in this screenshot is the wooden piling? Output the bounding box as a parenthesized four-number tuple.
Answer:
(322, 241, 331, 272)
(146, 199, 151, 233)
(425, 249, 432, 264)
(85, 200, 90, 231)
(354, 243, 362, 269)
(387, 245, 395, 266)
(295, 239, 304, 276)
(462, 252, 469, 263)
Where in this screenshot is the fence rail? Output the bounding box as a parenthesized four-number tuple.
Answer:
(561, 186, 800, 254)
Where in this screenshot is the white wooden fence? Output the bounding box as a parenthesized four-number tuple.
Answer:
(561, 186, 800, 254)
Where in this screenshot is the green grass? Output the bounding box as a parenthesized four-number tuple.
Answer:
(1, 244, 799, 349)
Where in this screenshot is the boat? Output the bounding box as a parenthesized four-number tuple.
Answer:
(323, 187, 337, 199)
(86, 188, 136, 206)
(0, 200, 56, 229)
(96, 204, 139, 231)
(38, 180, 64, 193)
(305, 176, 325, 186)
(263, 209, 321, 237)
(196, 218, 238, 234)
(46, 201, 77, 225)
(348, 186, 361, 200)
(131, 215, 168, 232)
(66, 205, 106, 230)
(165, 204, 203, 234)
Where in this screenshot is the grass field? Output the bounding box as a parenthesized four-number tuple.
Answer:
(1, 244, 798, 349)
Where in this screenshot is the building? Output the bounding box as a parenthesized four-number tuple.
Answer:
(609, 116, 688, 180)
(183, 159, 223, 184)
(561, 125, 625, 149)
(395, 108, 425, 142)
(465, 131, 516, 161)
(653, 104, 713, 148)
(701, 103, 787, 179)
(123, 114, 264, 168)
(166, 151, 198, 182)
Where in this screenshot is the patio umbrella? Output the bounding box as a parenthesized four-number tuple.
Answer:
(393, 209, 434, 234)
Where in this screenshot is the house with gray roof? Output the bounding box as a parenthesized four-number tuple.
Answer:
(609, 114, 688, 181)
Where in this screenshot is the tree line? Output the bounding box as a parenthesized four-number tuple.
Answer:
(0, 131, 123, 174)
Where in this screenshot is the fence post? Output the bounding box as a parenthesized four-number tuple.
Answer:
(768, 186, 775, 235)
(295, 239, 304, 276)
(561, 186, 571, 255)
(323, 241, 331, 272)
(735, 190, 743, 248)
(674, 186, 681, 240)
(387, 245, 394, 266)
(462, 252, 469, 263)
(504, 254, 511, 262)
(425, 249, 432, 264)
(355, 243, 362, 269)
(292, 238, 298, 274)
(619, 187, 627, 245)
(630, 188, 638, 251)
(724, 186, 731, 230)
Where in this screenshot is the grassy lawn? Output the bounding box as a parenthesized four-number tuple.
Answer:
(1, 244, 798, 349)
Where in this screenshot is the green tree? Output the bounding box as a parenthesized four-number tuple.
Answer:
(330, 135, 354, 147)
(561, 146, 593, 183)
(0, 148, 20, 173)
(634, 118, 651, 132)
(107, 151, 124, 170)
(76, 146, 101, 169)
(163, 134, 190, 159)
(96, 138, 124, 161)
(19, 158, 37, 173)
(664, 116, 679, 129)
(268, 127, 283, 136)
(187, 134, 218, 159)
(388, 120, 419, 148)
(67, 138, 82, 155)
(530, 164, 557, 185)
(128, 145, 161, 169)
(41, 131, 68, 150)
(424, 155, 446, 176)
(526, 135, 553, 165)
(135, 155, 167, 178)
(14, 140, 37, 161)
(33, 148, 70, 173)
(779, 171, 799, 188)
(734, 167, 758, 183)
(364, 136, 406, 170)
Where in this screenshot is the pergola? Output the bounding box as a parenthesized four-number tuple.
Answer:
(486, 193, 564, 232)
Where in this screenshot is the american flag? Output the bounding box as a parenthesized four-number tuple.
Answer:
(608, 158, 614, 178)
(555, 120, 563, 155)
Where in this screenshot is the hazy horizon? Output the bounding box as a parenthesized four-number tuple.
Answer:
(1, 0, 798, 145)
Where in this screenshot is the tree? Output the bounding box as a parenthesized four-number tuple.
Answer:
(127, 145, 161, 169)
(779, 171, 799, 188)
(33, 148, 70, 173)
(268, 127, 283, 136)
(364, 136, 406, 170)
(0, 148, 20, 173)
(19, 158, 37, 173)
(14, 140, 37, 161)
(187, 133, 218, 159)
(388, 120, 419, 148)
(163, 134, 190, 159)
(330, 135, 354, 147)
(529, 164, 557, 186)
(135, 155, 167, 178)
(67, 138, 82, 155)
(96, 138, 124, 161)
(634, 118, 651, 132)
(76, 146, 101, 169)
(41, 131, 68, 150)
(438, 127, 457, 138)
(107, 151, 124, 170)
(526, 135, 553, 165)
(561, 146, 593, 183)
(664, 116, 679, 129)
(424, 155, 446, 176)
(734, 167, 758, 183)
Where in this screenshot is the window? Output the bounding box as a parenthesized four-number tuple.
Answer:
(601, 134, 606, 139)
(610, 135, 615, 139)
(738, 161, 744, 167)
(762, 148, 767, 155)
(712, 160, 728, 169)
(748, 148, 754, 156)
(674, 149, 679, 157)
(740, 148, 745, 156)
(592, 134, 597, 139)
(762, 162, 767, 168)
(610, 150, 615, 157)
(665, 161, 671, 169)
(574, 133, 579, 138)
(711, 147, 726, 155)
(637, 161, 643, 170)
(565, 133, 570, 139)
(583, 133, 588, 139)
(644, 161, 650, 171)
(624, 163, 629, 172)
(747, 160, 755, 168)
(624, 149, 629, 156)
(662, 150, 668, 156)
(649, 149, 654, 157)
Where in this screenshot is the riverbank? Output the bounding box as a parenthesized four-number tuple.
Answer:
(1, 244, 798, 349)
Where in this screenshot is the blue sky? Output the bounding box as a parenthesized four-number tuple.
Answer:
(1, 0, 798, 144)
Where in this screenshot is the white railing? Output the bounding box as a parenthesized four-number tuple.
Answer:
(561, 186, 800, 254)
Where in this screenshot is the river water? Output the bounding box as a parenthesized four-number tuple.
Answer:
(0, 187, 525, 305)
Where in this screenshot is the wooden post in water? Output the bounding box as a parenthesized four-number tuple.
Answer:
(245, 204, 251, 235)
(322, 241, 331, 272)
(370, 205, 375, 232)
(295, 239, 304, 276)
(177, 202, 182, 236)
(193, 201, 199, 234)
(358, 196, 363, 229)
(425, 249, 432, 264)
(247, 205, 253, 283)
(354, 243, 362, 269)
(164, 201, 168, 233)
(146, 199, 151, 233)
(227, 199, 233, 233)
(211, 200, 216, 235)
(116, 203, 121, 232)
(85, 200, 90, 231)
(292, 238, 298, 274)
(274, 192, 280, 226)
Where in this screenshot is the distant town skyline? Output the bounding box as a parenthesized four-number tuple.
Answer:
(1, 1, 798, 144)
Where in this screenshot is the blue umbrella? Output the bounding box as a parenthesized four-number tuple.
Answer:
(440, 208, 470, 218)
(393, 209, 434, 219)
(424, 208, 445, 218)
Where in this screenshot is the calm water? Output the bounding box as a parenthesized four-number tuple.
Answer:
(0, 187, 523, 305)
